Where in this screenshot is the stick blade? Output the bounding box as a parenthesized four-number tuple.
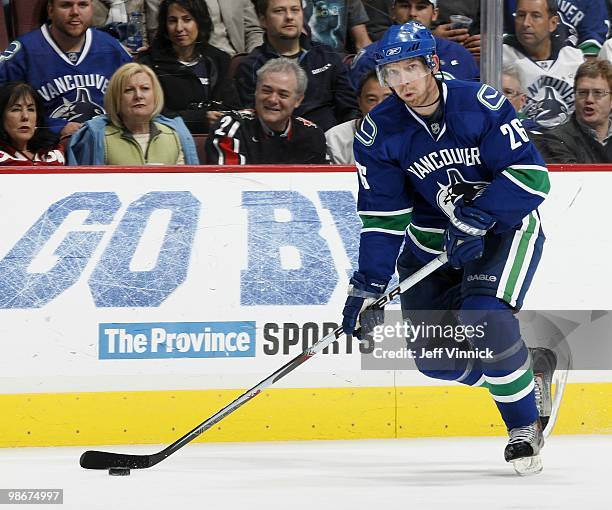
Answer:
(80, 450, 152, 470)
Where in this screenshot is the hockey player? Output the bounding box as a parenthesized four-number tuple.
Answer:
(341, 21, 553, 474)
(0, 0, 132, 138)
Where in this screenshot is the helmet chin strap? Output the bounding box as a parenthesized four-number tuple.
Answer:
(409, 74, 441, 109)
(411, 92, 441, 109)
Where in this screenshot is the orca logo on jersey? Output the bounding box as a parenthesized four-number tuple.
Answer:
(50, 87, 104, 123)
(0, 41, 21, 63)
(523, 85, 571, 129)
(436, 169, 488, 218)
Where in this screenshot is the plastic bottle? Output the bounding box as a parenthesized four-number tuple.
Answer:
(126, 11, 144, 52)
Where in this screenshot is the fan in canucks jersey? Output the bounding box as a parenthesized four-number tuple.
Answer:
(0, 0, 132, 137)
(342, 21, 559, 475)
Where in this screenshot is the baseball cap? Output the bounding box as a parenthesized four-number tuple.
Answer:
(393, 0, 437, 6)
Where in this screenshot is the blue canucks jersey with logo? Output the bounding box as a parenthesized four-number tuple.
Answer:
(354, 79, 550, 283)
(0, 25, 132, 132)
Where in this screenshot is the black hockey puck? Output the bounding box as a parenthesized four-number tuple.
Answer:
(108, 467, 131, 476)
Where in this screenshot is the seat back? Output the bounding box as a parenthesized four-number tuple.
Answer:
(0, 5, 8, 50)
(11, 0, 48, 37)
(228, 53, 248, 81)
(192, 134, 208, 164)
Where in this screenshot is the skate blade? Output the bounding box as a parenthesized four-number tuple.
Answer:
(512, 455, 543, 476)
(543, 369, 570, 439)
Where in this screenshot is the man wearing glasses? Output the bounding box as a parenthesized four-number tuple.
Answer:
(536, 60, 612, 163)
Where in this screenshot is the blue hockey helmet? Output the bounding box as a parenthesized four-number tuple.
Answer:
(374, 21, 437, 86)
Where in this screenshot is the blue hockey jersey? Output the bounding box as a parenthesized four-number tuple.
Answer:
(353, 80, 550, 283)
(505, 0, 609, 56)
(0, 25, 132, 132)
(349, 35, 479, 90)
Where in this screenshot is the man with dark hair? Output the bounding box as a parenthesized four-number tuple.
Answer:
(206, 57, 328, 164)
(537, 59, 612, 163)
(349, 0, 479, 90)
(505, 0, 609, 57)
(325, 69, 391, 164)
(0, 0, 132, 138)
(235, 0, 359, 132)
(503, 0, 584, 131)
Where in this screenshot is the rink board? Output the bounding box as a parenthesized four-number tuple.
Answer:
(0, 165, 611, 447)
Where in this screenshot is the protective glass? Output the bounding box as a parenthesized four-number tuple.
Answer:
(376, 59, 432, 88)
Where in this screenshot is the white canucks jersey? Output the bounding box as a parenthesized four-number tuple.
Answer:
(503, 42, 584, 130)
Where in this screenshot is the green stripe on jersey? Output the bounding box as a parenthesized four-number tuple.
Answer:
(505, 167, 551, 195)
(407, 224, 445, 252)
(487, 369, 534, 397)
(360, 212, 412, 233)
(501, 213, 537, 303)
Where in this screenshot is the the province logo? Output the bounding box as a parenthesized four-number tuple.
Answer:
(98, 321, 256, 359)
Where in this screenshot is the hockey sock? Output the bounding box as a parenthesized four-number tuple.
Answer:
(459, 295, 538, 429)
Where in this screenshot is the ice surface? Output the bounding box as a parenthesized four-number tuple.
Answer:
(0, 436, 608, 510)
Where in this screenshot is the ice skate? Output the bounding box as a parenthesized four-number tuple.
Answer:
(529, 347, 571, 438)
(504, 420, 544, 476)
(530, 347, 557, 430)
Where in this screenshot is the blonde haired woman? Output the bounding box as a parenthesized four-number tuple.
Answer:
(68, 62, 198, 165)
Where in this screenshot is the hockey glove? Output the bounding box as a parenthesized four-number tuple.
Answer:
(342, 272, 388, 339)
(444, 202, 496, 269)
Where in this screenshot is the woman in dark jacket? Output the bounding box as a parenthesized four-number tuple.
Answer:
(138, 0, 239, 134)
(0, 82, 64, 166)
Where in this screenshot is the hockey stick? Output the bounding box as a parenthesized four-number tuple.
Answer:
(80, 253, 448, 471)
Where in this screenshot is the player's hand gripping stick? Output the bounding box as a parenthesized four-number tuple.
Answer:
(342, 272, 388, 339)
(444, 201, 495, 269)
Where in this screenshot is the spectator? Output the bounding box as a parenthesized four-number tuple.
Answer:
(67, 62, 198, 164)
(536, 59, 612, 163)
(206, 57, 328, 164)
(502, 64, 541, 133)
(326, 70, 391, 163)
(349, 0, 479, 90)
(0, 0, 132, 139)
(302, 0, 372, 53)
(362, 0, 393, 41)
(598, 38, 612, 61)
(433, 0, 480, 63)
(204, 0, 264, 56)
(235, 0, 359, 132)
(503, 0, 584, 131)
(138, 0, 239, 134)
(505, 0, 609, 57)
(0, 82, 64, 165)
